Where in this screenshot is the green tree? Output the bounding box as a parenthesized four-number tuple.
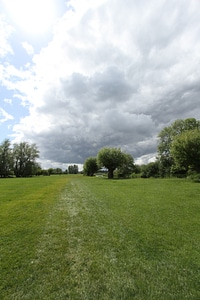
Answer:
(63, 169, 68, 174)
(68, 164, 78, 174)
(97, 147, 125, 179)
(33, 163, 42, 176)
(141, 161, 160, 178)
(157, 118, 200, 176)
(48, 168, 54, 175)
(83, 157, 98, 176)
(13, 142, 39, 177)
(116, 153, 135, 178)
(171, 129, 200, 174)
(0, 139, 13, 177)
(55, 168, 63, 175)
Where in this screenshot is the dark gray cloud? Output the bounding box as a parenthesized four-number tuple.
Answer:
(11, 0, 200, 167)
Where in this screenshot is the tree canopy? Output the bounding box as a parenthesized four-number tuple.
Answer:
(97, 147, 131, 179)
(157, 118, 200, 176)
(0, 139, 13, 178)
(83, 157, 98, 176)
(13, 142, 39, 177)
(68, 164, 79, 174)
(171, 129, 200, 174)
(0, 140, 40, 177)
(115, 153, 135, 178)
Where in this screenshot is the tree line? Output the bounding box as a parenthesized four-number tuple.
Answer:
(157, 118, 200, 177)
(38, 165, 79, 176)
(84, 148, 135, 179)
(0, 140, 39, 177)
(40, 165, 79, 176)
(84, 118, 200, 179)
(0, 139, 80, 178)
(1, 117, 200, 179)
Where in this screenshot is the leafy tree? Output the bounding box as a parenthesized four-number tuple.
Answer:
(141, 161, 160, 178)
(68, 164, 78, 174)
(157, 118, 200, 176)
(83, 157, 98, 176)
(13, 142, 39, 177)
(48, 168, 54, 175)
(116, 153, 135, 178)
(171, 129, 200, 174)
(63, 169, 68, 174)
(41, 169, 50, 176)
(55, 168, 63, 175)
(133, 164, 141, 175)
(0, 139, 13, 177)
(97, 147, 125, 179)
(33, 163, 42, 176)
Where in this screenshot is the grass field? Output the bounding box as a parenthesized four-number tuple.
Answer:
(0, 175, 200, 299)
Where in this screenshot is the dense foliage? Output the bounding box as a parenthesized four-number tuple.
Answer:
(171, 129, 200, 174)
(115, 153, 135, 178)
(0, 139, 13, 178)
(83, 157, 98, 176)
(97, 147, 126, 178)
(0, 139, 39, 177)
(82, 118, 200, 179)
(157, 118, 200, 177)
(68, 164, 79, 174)
(83, 148, 135, 179)
(140, 161, 160, 178)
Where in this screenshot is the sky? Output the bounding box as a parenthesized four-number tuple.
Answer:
(1, 0, 200, 170)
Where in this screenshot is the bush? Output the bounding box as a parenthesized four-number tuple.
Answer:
(187, 171, 200, 182)
(131, 172, 140, 178)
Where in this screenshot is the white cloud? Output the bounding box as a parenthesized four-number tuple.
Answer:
(2, 0, 200, 166)
(0, 15, 13, 58)
(135, 154, 157, 165)
(22, 41, 34, 55)
(4, 98, 12, 105)
(0, 107, 13, 123)
(2, 0, 59, 36)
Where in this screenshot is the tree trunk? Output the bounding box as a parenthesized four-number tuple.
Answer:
(108, 168, 114, 179)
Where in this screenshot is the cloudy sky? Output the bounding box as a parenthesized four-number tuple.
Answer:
(1, 0, 200, 169)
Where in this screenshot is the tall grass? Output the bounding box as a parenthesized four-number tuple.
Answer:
(1, 176, 200, 299)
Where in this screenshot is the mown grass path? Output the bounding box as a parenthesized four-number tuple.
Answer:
(1, 176, 200, 299)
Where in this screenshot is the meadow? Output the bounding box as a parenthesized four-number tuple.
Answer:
(0, 175, 200, 299)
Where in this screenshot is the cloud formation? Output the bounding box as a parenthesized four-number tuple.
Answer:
(22, 42, 34, 55)
(0, 108, 13, 124)
(2, 0, 200, 167)
(0, 15, 13, 58)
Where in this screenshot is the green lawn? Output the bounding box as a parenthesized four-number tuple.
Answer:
(0, 176, 200, 299)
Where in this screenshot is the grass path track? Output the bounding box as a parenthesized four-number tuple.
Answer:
(1, 176, 200, 299)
